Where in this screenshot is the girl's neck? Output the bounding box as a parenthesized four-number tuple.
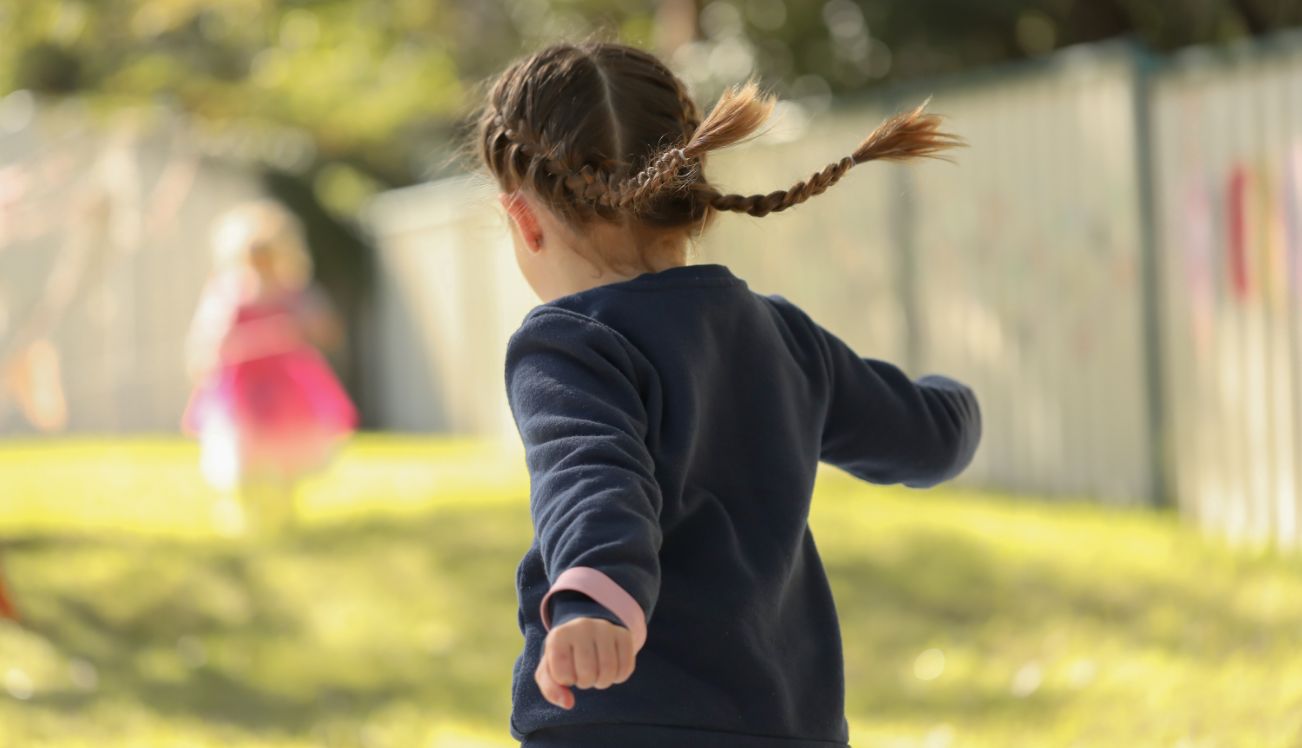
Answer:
(546, 224, 687, 300)
(571, 253, 685, 294)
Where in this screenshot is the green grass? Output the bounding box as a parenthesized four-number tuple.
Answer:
(1, 437, 1301, 747)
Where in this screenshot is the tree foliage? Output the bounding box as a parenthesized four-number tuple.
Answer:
(1, 0, 1297, 203)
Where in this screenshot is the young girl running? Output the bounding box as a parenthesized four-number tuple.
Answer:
(183, 201, 357, 535)
(481, 43, 980, 748)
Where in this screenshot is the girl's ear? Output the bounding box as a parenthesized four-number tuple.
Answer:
(500, 192, 545, 253)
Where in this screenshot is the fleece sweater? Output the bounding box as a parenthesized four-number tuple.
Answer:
(505, 264, 981, 747)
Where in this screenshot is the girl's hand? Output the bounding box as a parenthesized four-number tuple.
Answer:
(534, 617, 636, 709)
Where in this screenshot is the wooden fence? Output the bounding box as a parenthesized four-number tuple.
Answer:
(1152, 40, 1302, 546)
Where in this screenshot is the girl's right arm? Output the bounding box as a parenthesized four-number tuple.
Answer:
(184, 277, 238, 380)
(810, 320, 982, 487)
(506, 307, 663, 708)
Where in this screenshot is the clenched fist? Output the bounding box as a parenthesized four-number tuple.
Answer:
(535, 617, 637, 709)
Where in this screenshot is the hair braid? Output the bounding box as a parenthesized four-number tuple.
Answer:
(492, 114, 694, 217)
(605, 81, 773, 213)
(702, 101, 963, 217)
(479, 43, 963, 239)
(492, 61, 709, 217)
(488, 112, 625, 216)
(603, 147, 691, 210)
(493, 115, 568, 183)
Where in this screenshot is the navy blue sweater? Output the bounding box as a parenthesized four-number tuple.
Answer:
(506, 264, 981, 748)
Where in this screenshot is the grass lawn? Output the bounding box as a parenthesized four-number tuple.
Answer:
(1, 437, 1301, 747)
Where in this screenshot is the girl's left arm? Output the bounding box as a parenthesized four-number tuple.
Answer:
(295, 285, 346, 353)
(506, 307, 663, 656)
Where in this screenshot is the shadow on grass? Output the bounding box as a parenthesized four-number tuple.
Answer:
(5, 504, 533, 737)
(4, 498, 1301, 742)
(825, 525, 1301, 725)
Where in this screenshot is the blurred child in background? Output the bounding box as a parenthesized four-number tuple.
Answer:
(183, 200, 357, 535)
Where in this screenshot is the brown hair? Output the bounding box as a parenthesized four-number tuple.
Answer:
(478, 42, 960, 234)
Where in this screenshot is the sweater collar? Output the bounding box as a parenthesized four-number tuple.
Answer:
(624, 263, 744, 288)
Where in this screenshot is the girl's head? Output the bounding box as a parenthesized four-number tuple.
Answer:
(211, 200, 312, 290)
(478, 42, 960, 298)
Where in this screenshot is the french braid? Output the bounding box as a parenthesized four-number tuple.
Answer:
(478, 43, 962, 232)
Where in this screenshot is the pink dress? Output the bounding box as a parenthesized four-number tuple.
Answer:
(184, 279, 356, 488)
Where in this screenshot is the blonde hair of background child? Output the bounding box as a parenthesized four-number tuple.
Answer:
(211, 200, 313, 289)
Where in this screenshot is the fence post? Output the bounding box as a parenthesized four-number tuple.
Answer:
(892, 166, 922, 375)
(1130, 46, 1172, 507)
(887, 86, 923, 375)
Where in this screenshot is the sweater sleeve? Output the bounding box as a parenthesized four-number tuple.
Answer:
(506, 308, 662, 652)
(813, 324, 981, 488)
(548, 591, 625, 629)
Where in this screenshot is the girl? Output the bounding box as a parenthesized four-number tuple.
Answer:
(483, 43, 980, 748)
(183, 201, 357, 535)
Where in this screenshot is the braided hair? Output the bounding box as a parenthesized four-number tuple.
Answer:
(478, 42, 960, 232)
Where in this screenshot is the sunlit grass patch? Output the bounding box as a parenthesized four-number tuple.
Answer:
(0, 435, 526, 537)
(2, 439, 1301, 747)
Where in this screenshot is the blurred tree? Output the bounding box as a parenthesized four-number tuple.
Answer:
(2, 0, 1295, 424)
(1, 0, 1300, 202)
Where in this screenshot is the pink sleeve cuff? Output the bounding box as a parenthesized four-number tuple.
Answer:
(539, 567, 648, 653)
